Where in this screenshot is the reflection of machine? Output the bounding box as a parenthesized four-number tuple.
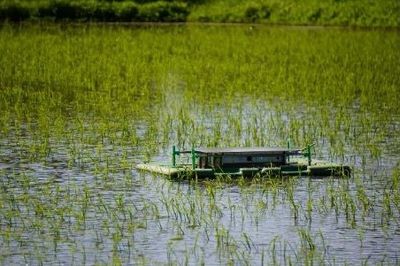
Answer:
(136, 145, 351, 179)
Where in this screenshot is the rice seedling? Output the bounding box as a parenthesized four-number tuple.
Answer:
(0, 23, 399, 265)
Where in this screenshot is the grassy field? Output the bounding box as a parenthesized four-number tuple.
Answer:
(0, 24, 399, 264)
(0, 0, 399, 27)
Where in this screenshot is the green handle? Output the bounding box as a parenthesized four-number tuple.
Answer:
(191, 147, 196, 170)
(302, 144, 315, 166)
(172, 145, 180, 167)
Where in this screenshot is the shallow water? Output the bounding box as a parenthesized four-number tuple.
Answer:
(0, 23, 399, 264)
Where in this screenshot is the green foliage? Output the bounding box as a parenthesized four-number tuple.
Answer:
(92, 2, 118, 21)
(48, 1, 95, 20)
(0, 1, 32, 21)
(0, 0, 187, 22)
(37, 1, 139, 22)
(244, 3, 271, 22)
(116, 2, 139, 21)
(188, 0, 400, 26)
(0, 0, 399, 26)
(139, 1, 189, 22)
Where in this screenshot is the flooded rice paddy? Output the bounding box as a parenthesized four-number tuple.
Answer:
(0, 24, 399, 265)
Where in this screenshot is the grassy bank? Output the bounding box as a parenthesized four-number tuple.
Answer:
(0, 0, 399, 27)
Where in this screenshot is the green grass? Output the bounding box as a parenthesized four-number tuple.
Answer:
(0, 23, 399, 264)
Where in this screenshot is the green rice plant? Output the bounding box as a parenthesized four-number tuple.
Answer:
(0, 23, 399, 265)
(298, 228, 315, 251)
(286, 179, 299, 222)
(381, 188, 393, 225)
(355, 175, 371, 218)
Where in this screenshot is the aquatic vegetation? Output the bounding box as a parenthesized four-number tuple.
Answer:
(0, 24, 399, 264)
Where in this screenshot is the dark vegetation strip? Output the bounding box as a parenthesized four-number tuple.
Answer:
(0, 0, 190, 22)
(0, 0, 399, 27)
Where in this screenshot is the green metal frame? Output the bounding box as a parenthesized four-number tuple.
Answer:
(172, 143, 315, 169)
(191, 147, 196, 170)
(172, 145, 179, 167)
(172, 145, 197, 170)
(302, 144, 315, 166)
